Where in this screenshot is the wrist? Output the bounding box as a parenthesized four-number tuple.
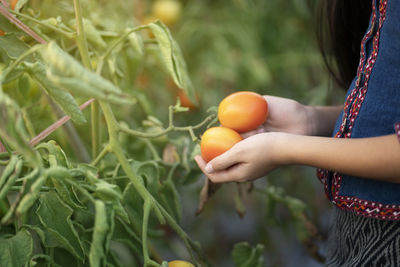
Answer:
(303, 105, 318, 136)
(270, 132, 298, 166)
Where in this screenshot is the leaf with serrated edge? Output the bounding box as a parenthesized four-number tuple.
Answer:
(36, 191, 85, 260)
(0, 229, 33, 267)
(232, 242, 265, 267)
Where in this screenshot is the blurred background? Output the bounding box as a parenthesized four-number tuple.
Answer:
(137, 0, 345, 266)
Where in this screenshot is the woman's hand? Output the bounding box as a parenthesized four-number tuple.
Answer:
(194, 132, 288, 183)
(242, 95, 343, 138)
(242, 96, 311, 138)
(195, 133, 400, 184)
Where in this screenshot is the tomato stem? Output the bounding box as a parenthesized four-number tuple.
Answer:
(8, 9, 75, 39)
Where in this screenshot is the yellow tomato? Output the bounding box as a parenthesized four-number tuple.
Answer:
(168, 260, 195, 267)
(152, 0, 182, 26)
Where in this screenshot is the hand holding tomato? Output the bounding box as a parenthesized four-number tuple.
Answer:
(240, 95, 311, 138)
(195, 132, 289, 183)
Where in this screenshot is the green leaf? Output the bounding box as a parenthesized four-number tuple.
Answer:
(122, 182, 144, 235)
(29, 254, 62, 267)
(232, 242, 265, 267)
(0, 229, 33, 267)
(148, 21, 197, 105)
(128, 31, 144, 57)
(0, 16, 20, 34)
(69, 19, 106, 49)
(0, 157, 22, 201)
(0, 33, 32, 60)
(158, 180, 182, 222)
(14, 0, 29, 12)
(131, 161, 160, 193)
(94, 180, 122, 201)
(112, 217, 142, 253)
(0, 91, 39, 165)
(39, 42, 134, 105)
(36, 191, 85, 260)
(25, 62, 86, 124)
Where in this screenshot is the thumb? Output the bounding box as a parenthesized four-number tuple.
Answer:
(206, 145, 241, 173)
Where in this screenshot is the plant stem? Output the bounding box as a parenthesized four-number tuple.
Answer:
(72, 0, 100, 160)
(96, 25, 148, 75)
(29, 98, 94, 147)
(0, 4, 47, 44)
(118, 113, 216, 139)
(72, 0, 90, 69)
(91, 144, 110, 166)
(142, 200, 152, 265)
(91, 101, 100, 158)
(8, 9, 75, 38)
(141, 139, 161, 161)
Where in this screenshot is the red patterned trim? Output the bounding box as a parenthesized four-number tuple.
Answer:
(395, 123, 400, 143)
(334, 193, 400, 220)
(317, 0, 398, 220)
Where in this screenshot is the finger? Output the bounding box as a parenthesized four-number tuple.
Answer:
(207, 144, 243, 173)
(194, 155, 244, 183)
(241, 126, 265, 138)
(194, 155, 207, 172)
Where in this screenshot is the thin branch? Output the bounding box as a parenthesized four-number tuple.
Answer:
(0, 4, 47, 44)
(29, 98, 95, 147)
(8, 9, 75, 38)
(119, 113, 216, 139)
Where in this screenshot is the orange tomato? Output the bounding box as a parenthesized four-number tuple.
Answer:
(168, 260, 195, 267)
(218, 91, 268, 133)
(178, 90, 197, 110)
(0, 30, 5, 36)
(166, 78, 198, 110)
(200, 127, 243, 162)
(10, 0, 18, 10)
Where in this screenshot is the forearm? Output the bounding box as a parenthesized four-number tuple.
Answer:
(305, 105, 343, 136)
(281, 134, 400, 182)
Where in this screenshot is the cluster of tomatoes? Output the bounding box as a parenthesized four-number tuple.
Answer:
(200, 91, 269, 162)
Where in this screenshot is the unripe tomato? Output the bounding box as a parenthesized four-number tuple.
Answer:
(168, 260, 195, 267)
(200, 127, 243, 162)
(152, 0, 182, 26)
(218, 91, 268, 133)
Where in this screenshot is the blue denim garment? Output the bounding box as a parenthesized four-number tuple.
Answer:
(324, 0, 400, 217)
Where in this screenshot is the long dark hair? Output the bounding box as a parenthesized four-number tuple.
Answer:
(316, 1, 372, 90)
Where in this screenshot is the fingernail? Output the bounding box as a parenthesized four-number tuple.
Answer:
(205, 163, 214, 173)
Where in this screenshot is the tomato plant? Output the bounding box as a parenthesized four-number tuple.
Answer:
(200, 126, 243, 162)
(218, 91, 268, 133)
